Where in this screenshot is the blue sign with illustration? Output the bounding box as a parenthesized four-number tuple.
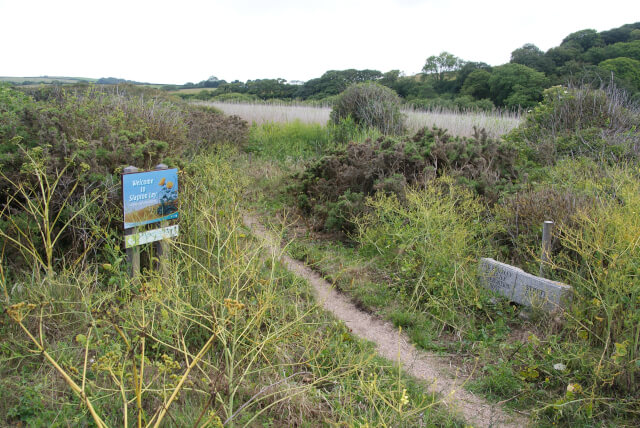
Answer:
(122, 168, 178, 229)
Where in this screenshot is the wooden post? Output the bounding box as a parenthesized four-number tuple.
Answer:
(154, 163, 170, 281)
(540, 220, 554, 277)
(123, 166, 140, 278)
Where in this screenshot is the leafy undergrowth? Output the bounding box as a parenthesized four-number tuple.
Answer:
(0, 148, 464, 427)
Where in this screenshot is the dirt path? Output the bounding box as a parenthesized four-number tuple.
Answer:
(244, 214, 529, 428)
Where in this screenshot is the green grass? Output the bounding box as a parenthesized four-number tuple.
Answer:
(247, 120, 333, 162)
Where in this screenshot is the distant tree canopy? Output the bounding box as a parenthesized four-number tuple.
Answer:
(510, 44, 554, 74)
(561, 29, 604, 52)
(488, 64, 547, 108)
(422, 52, 465, 81)
(298, 69, 383, 99)
(176, 22, 640, 109)
(460, 69, 491, 99)
(599, 57, 640, 91)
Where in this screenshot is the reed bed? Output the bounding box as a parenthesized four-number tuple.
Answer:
(202, 101, 332, 125)
(404, 107, 522, 138)
(201, 101, 522, 137)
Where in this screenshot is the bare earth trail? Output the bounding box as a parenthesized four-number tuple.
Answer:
(244, 214, 530, 428)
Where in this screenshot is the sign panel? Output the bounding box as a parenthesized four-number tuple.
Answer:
(125, 225, 179, 248)
(123, 168, 178, 229)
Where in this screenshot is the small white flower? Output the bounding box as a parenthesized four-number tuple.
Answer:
(553, 363, 567, 371)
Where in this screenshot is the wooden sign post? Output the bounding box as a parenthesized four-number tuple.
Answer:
(122, 164, 179, 278)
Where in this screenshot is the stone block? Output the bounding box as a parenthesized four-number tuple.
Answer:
(479, 258, 572, 312)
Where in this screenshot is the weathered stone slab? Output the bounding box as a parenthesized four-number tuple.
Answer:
(478, 258, 521, 300)
(478, 258, 572, 312)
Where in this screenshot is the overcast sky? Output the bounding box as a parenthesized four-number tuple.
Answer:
(1, 0, 638, 84)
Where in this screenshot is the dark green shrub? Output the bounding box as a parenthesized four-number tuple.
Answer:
(330, 82, 405, 135)
(295, 127, 517, 232)
(185, 106, 249, 155)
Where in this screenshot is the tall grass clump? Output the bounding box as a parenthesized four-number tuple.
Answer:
(552, 166, 640, 397)
(203, 101, 332, 125)
(403, 106, 521, 138)
(201, 99, 522, 138)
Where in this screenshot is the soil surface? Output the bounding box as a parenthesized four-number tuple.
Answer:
(244, 214, 530, 428)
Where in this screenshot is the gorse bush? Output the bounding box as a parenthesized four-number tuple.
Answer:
(295, 126, 517, 232)
(330, 82, 405, 135)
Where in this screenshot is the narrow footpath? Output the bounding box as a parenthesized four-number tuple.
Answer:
(244, 214, 529, 428)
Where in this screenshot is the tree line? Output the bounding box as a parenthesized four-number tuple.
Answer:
(173, 22, 640, 109)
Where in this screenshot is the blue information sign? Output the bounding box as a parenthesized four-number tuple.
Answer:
(122, 168, 178, 229)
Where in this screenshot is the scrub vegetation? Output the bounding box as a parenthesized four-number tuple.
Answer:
(246, 80, 640, 427)
(0, 84, 462, 427)
(2, 19, 640, 428)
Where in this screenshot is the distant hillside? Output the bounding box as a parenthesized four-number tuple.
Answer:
(0, 76, 167, 87)
(0, 76, 97, 85)
(96, 77, 151, 85)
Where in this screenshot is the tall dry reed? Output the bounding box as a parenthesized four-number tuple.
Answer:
(202, 101, 522, 138)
